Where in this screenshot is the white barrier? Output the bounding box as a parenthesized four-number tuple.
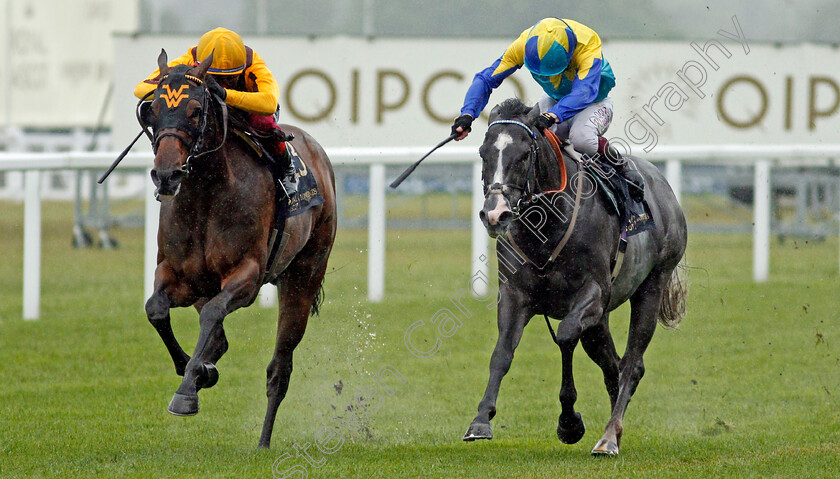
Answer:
(2, 145, 839, 319)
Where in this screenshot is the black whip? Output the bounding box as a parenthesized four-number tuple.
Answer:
(389, 132, 458, 189)
(97, 129, 145, 184)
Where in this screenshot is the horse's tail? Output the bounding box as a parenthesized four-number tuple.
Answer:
(310, 281, 325, 317)
(658, 261, 687, 328)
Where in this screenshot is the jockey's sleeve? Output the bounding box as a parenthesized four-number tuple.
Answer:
(133, 50, 195, 99)
(224, 50, 280, 116)
(459, 32, 527, 118)
(546, 30, 605, 122)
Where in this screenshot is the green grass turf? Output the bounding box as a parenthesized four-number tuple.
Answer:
(0, 200, 839, 478)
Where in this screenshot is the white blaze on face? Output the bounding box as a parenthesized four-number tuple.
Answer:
(486, 132, 515, 226)
(492, 132, 514, 184)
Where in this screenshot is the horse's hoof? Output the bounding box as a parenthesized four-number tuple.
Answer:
(557, 412, 586, 444)
(591, 438, 619, 457)
(168, 393, 199, 416)
(196, 363, 219, 390)
(463, 422, 493, 441)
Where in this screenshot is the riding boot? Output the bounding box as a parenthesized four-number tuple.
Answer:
(598, 137, 644, 202)
(276, 144, 298, 198)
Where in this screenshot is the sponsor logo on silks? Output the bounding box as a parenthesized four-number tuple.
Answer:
(161, 84, 190, 108)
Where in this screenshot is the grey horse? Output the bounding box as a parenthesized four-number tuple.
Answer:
(463, 98, 687, 456)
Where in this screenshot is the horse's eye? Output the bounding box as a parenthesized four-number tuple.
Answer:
(189, 107, 202, 119)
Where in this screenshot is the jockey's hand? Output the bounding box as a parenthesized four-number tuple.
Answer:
(451, 114, 474, 141)
(205, 75, 227, 101)
(535, 112, 558, 132)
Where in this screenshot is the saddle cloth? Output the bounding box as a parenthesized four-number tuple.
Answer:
(285, 143, 325, 217)
(585, 160, 654, 238)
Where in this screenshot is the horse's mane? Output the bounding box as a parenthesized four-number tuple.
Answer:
(166, 64, 192, 76)
(495, 98, 532, 120)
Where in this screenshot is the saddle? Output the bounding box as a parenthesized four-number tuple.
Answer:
(559, 140, 654, 280)
(227, 110, 293, 186)
(226, 110, 325, 284)
(557, 140, 652, 235)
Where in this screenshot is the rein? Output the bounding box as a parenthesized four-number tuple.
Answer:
(485, 119, 582, 271)
(504, 172, 583, 271)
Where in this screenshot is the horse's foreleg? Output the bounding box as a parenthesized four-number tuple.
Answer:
(592, 270, 667, 457)
(191, 298, 229, 370)
(580, 314, 621, 410)
(555, 281, 604, 445)
(464, 288, 531, 441)
(168, 258, 262, 416)
(145, 262, 192, 376)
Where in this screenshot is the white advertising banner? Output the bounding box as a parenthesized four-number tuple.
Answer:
(1, 0, 137, 128)
(112, 20, 840, 152)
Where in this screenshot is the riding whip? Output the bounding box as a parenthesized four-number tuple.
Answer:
(99, 92, 155, 184)
(389, 132, 458, 189)
(97, 129, 145, 184)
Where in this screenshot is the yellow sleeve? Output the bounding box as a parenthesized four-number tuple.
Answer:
(492, 29, 528, 76)
(133, 49, 196, 99)
(225, 50, 280, 116)
(564, 20, 602, 80)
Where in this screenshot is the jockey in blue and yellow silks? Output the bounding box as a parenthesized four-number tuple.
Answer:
(452, 18, 644, 199)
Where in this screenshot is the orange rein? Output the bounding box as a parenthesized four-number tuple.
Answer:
(541, 128, 567, 193)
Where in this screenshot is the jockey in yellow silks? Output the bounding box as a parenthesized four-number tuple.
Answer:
(135, 27, 297, 196)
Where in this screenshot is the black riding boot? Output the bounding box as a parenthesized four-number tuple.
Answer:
(600, 140, 644, 202)
(277, 146, 298, 198)
(269, 126, 298, 198)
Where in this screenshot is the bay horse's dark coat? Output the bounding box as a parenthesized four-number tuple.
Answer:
(142, 51, 336, 448)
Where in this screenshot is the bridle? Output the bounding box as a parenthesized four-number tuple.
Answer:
(139, 72, 229, 177)
(483, 118, 584, 271)
(483, 119, 559, 216)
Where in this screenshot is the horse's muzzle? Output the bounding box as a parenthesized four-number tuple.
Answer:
(150, 168, 186, 197)
(480, 193, 514, 238)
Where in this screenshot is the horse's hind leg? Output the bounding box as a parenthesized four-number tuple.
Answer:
(258, 254, 328, 449)
(580, 314, 621, 410)
(464, 288, 530, 441)
(591, 269, 669, 457)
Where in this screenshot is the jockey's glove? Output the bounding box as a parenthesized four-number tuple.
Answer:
(205, 75, 227, 101)
(451, 114, 474, 136)
(535, 112, 557, 132)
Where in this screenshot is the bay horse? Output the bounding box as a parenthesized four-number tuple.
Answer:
(141, 50, 336, 448)
(463, 99, 687, 456)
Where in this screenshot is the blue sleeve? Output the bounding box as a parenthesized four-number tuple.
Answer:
(460, 57, 520, 118)
(548, 57, 603, 122)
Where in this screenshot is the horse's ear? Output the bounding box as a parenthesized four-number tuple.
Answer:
(192, 50, 214, 79)
(525, 104, 541, 126)
(488, 104, 502, 123)
(157, 49, 169, 77)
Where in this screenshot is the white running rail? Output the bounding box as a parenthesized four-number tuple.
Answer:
(2, 144, 839, 319)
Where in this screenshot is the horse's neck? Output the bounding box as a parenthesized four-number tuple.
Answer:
(176, 152, 230, 207)
(535, 136, 566, 193)
(511, 142, 583, 241)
